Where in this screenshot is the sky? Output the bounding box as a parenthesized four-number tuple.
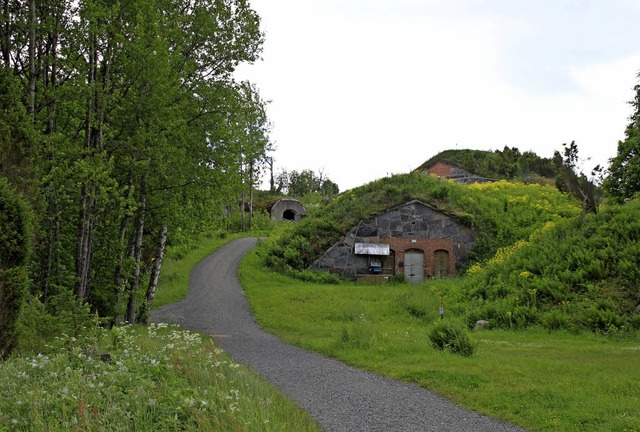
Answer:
(235, 0, 640, 191)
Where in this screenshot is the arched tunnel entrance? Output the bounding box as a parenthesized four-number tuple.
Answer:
(270, 199, 307, 222)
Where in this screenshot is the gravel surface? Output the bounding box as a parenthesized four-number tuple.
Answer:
(151, 238, 527, 432)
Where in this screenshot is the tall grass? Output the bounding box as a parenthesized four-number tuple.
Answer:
(239, 251, 640, 432)
(0, 323, 320, 431)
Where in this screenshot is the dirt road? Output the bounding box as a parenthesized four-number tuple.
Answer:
(151, 238, 526, 432)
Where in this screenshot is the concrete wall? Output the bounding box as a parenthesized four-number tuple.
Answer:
(270, 199, 306, 222)
(311, 200, 475, 280)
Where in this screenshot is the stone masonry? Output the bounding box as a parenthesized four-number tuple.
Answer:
(311, 200, 475, 280)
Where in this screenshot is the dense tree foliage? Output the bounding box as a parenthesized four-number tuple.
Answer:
(275, 169, 339, 197)
(0, 0, 271, 345)
(553, 141, 601, 216)
(605, 71, 640, 202)
(0, 178, 30, 359)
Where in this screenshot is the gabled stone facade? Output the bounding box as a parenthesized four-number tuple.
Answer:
(311, 200, 475, 283)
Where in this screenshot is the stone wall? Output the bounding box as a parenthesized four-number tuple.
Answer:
(311, 200, 475, 280)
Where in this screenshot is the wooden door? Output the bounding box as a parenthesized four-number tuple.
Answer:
(433, 250, 449, 277)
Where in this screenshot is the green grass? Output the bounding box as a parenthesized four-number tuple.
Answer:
(239, 250, 640, 432)
(0, 323, 320, 431)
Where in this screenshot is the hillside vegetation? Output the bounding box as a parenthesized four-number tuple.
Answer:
(458, 198, 640, 331)
(260, 171, 640, 331)
(416, 147, 559, 182)
(260, 172, 579, 273)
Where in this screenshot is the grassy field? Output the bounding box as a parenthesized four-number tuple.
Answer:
(239, 249, 640, 432)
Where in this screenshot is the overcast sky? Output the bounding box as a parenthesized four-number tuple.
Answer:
(235, 0, 640, 191)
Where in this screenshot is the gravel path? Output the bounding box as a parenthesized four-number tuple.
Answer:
(151, 238, 527, 432)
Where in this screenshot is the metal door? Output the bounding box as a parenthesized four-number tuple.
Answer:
(404, 251, 424, 284)
(433, 250, 450, 277)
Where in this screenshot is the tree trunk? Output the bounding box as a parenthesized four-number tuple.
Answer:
(1, 0, 10, 68)
(268, 157, 275, 193)
(27, 0, 36, 120)
(75, 170, 98, 299)
(142, 224, 167, 324)
(111, 214, 130, 326)
(249, 164, 253, 230)
(45, 2, 61, 135)
(125, 195, 145, 324)
(241, 190, 245, 232)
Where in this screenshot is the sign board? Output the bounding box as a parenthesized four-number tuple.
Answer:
(354, 243, 390, 256)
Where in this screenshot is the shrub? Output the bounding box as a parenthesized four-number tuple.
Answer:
(284, 268, 341, 285)
(16, 290, 96, 355)
(579, 306, 624, 332)
(427, 320, 476, 357)
(0, 178, 30, 359)
(542, 309, 569, 331)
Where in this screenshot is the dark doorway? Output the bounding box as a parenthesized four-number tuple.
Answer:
(283, 209, 296, 221)
(382, 251, 395, 275)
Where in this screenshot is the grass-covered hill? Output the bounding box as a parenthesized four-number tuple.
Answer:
(416, 147, 558, 182)
(261, 171, 640, 332)
(457, 199, 640, 331)
(260, 172, 579, 273)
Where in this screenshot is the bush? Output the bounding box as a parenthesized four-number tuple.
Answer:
(0, 178, 30, 359)
(427, 320, 476, 357)
(284, 268, 341, 285)
(16, 290, 97, 355)
(542, 309, 569, 331)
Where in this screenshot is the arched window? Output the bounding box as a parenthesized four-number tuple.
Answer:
(283, 209, 296, 221)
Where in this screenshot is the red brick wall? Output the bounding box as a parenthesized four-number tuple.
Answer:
(425, 161, 452, 177)
(380, 237, 455, 279)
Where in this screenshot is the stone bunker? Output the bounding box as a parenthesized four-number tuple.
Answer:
(270, 199, 307, 222)
(311, 200, 475, 283)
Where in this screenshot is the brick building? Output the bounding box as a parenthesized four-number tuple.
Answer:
(310, 200, 475, 284)
(423, 161, 491, 184)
